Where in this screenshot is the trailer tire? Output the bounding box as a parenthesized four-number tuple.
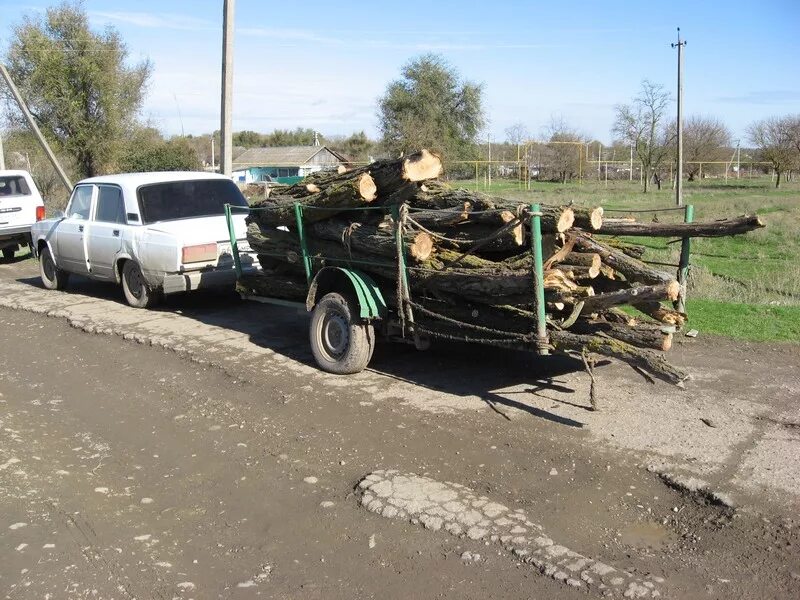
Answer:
(309, 292, 374, 374)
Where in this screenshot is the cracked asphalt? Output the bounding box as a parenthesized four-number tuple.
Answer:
(0, 254, 798, 599)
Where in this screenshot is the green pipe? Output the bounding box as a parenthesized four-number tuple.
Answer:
(293, 202, 312, 284)
(224, 204, 242, 278)
(676, 204, 694, 313)
(530, 203, 549, 354)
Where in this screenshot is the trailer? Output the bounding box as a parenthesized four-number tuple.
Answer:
(224, 201, 553, 375)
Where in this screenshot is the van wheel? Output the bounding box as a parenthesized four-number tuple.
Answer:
(309, 292, 374, 374)
(121, 261, 161, 309)
(39, 247, 69, 290)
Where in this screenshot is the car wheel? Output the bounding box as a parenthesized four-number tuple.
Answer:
(309, 292, 374, 374)
(39, 246, 70, 290)
(2, 248, 14, 261)
(121, 261, 161, 309)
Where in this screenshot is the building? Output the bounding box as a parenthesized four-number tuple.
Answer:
(231, 146, 348, 184)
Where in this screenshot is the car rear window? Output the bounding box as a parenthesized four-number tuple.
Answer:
(136, 179, 247, 225)
(0, 176, 31, 197)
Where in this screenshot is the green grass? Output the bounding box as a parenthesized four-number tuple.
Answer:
(685, 299, 800, 342)
(452, 176, 800, 342)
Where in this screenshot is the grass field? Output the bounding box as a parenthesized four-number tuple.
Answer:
(453, 177, 800, 342)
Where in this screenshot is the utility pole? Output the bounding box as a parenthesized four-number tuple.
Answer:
(672, 27, 686, 206)
(0, 131, 5, 170)
(0, 64, 72, 191)
(220, 0, 235, 177)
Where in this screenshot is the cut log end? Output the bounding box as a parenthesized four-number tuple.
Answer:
(409, 232, 434, 262)
(589, 207, 604, 230)
(358, 172, 378, 202)
(558, 207, 575, 232)
(337, 164, 348, 174)
(305, 183, 321, 194)
(403, 150, 444, 182)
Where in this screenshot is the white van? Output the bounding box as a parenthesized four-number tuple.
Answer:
(0, 170, 45, 260)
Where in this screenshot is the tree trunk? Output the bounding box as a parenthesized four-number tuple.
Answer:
(598, 214, 765, 238)
(570, 320, 673, 351)
(308, 219, 433, 262)
(569, 206, 604, 230)
(633, 301, 687, 328)
(238, 271, 308, 301)
(549, 330, 688, 386)
(580, 281, 680, 314)
(573, 233, 675, 286)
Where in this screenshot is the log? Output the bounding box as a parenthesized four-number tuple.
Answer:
(574, 233, 674, 286)
(559, 252, 601, 270)
(426, 222, 525, 253)
(570, 320, 673, 351)
(238, 271, 307, 302)
(580, 281, 680, 314)
(634, 302, 687, 328)
(568, 205, 604, 230)
(549, 330, 688, 386)
(410, 185, 575, 233)
(598, 214, 765, 237)
(275, 170, 376, 201)
(249, 174, 378, 227)
(561, 264, 600, 279)
(308, 219, 433, 262)
(603, 238, 645, 259)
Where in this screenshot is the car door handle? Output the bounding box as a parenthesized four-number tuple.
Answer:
(113, 229, 120, 237)
(78, 225, 84, 232)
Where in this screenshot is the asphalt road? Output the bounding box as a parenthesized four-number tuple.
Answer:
(0, 255, 798, 599)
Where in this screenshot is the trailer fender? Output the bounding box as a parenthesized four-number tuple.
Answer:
(306, 267, 387, 320)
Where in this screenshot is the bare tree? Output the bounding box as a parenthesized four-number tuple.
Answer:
(747, 115, 796, 188)
(545, 117, 584, 184)
(680, 116, 731, 181)
(613, 80, 673, 192)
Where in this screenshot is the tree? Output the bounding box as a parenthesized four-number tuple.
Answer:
(544, 117, 585, 184)
(747, 115, 796, 188)
(613, 80, 673, 192)
(118, 129, 201, 173)
(378, 54, 485, 160)
(680, 116, 731, 181)
(4, 2, 151, 177)
(328, 131, 374, 163)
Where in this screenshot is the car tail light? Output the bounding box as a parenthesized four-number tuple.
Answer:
(182, 243, 217, 264)
(36, 206, 46, 221)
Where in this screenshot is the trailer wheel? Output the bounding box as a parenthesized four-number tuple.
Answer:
(309, 292, 374, 374)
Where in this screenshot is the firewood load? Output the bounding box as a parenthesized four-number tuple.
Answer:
(242, 149, 765, 386)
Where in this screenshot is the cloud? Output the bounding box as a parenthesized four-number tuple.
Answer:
(89, 11, 213, 31)
(237, 27, 343, 45)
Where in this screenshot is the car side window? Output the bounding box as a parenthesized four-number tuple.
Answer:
(95, 186, 126, 224)
(66, 185, 93, 220)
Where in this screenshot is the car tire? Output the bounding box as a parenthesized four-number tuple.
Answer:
(39, 246, 69, 290)
(309, 292, 374, 374)
(121, 260, 161, 309)
(2, 248, 14, 261)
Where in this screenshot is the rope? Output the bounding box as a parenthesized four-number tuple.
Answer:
(341, 222, 360, 260)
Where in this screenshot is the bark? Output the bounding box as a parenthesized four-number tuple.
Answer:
(574, 233, 674, 286)
(560, 264, 600, 280)
(569, 206, 604, 230)
(549, 330, 689, 386)
(249, 174, 378, 227)
(237, 271, 307, 302)
(598, 214, 765, 238)
(603, 238, 645, 259)
(634, 301, 687, 328)
(580, 282, 680, 314)
(558, 252, 601, 270)
(308, 219, 433, 262)
(570, 320, 673, 351)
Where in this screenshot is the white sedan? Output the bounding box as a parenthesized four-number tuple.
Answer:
(31, 172, 257, 308)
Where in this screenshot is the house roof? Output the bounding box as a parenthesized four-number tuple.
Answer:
(232, 146, 346, 169)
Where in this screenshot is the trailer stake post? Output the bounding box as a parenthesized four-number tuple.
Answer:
(294, 202, 312, 284)
(224, 204, 242, 278)
(530, 203, 549, 354)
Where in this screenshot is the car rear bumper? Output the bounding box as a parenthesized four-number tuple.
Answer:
(162, 265, 259, 295)
(0, 225, 32, 239)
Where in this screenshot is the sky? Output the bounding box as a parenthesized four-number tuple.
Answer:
(1, 0, 799, 144)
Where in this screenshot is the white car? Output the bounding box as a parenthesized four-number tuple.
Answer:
(31, 172, 257, 308)
(0, 170, 45, 260)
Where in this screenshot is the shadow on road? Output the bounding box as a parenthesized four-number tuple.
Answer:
(13, 269, 590, 427)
